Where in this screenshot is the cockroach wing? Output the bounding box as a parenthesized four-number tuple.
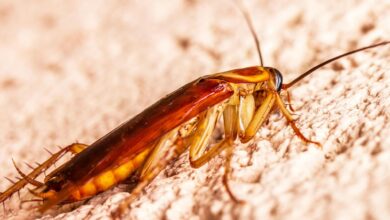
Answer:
(41, 78, 233, 209)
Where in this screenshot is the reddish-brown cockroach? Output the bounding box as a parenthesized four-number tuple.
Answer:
(0, 2, 389, 219)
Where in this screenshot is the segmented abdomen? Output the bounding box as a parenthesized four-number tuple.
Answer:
(69, 148, 151, 201)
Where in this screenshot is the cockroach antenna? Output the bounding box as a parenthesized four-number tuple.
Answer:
(234, 0, 264, 66)
(283, 41, 390, 89)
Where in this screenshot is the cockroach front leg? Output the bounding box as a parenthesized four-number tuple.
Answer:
(274, 94, 321, 147)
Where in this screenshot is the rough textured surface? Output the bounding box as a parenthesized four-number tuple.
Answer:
(0, 0, 389, 219)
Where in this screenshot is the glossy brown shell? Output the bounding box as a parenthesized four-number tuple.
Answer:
(54, 78, 234, 185)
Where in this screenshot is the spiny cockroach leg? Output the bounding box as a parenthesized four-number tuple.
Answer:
(24, 162, 35, 170)
(68, 143, 88, 154)
(275, 94, 321, 147)
(0, 143, 86, 204)
(12, 159, 44, 187)
(43, 143, 88, 182)
(44, 148, 54, 156)
(4, 177, 15, 184)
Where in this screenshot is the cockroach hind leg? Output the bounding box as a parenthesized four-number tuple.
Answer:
(0, 142, 88, 207)
(67, 143, 88, 154)
(3, 177, 16, 184)
(12, 159, 44, 187)
(43, 148, 54, 156)
(24, 162, 35, 170)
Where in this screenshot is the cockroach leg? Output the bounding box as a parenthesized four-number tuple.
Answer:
(12, 159, 44, 188)
(27, 188, 55, 200)
(223, 105, 239, 140)
(188, 104, 243, 169)
(112, 129, 190, 219)
(187, 101, 244, 201)
(190, 139, 232, 168)
(189, 106, 224, 168)
(238, 94, 256, 134)
(24, 162, 36, 170)
(221, 102, 245, 202)
(0, 143, 87, 204)
(275, 94, 321, 147)
(140, 128, 179, 178)
(42, 143, 88, 183)
(67, 143, 88, 154)
(222, 146, 242, 203)
(4, 177, 16, 184)
(239, 91, 276, 143)
(221, 91, 277, 203)
(285, 90, 295, 112)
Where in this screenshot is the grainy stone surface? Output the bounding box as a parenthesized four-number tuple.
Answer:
(0, 0, 389, 220)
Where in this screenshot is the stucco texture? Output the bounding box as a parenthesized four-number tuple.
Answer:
(0, 0, 389, 219)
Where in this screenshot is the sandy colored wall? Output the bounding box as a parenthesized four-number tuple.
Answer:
(0, 0, 389, 219)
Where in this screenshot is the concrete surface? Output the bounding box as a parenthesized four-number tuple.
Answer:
(0, 0, 389, 219)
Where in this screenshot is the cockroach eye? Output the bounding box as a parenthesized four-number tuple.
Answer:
(273, 69, 283, 92)
(266, 68, 283, 92)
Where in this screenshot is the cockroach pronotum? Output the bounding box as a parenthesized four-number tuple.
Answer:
(0, 1, 389, 219)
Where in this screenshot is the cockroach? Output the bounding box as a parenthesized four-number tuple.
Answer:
(0, 2, 389, 219)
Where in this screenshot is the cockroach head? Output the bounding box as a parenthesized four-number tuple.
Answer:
(265, 67, 283, 92)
